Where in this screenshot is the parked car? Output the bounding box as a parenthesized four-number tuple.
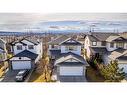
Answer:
(15, 70, 29, 82)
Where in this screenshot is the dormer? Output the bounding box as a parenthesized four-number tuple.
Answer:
(59, 38, 82, 55)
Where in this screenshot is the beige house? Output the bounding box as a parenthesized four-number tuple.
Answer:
(84, 32, 127, 73)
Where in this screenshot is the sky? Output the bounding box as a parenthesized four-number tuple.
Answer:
(0, 13, 127, 23)
(0, 13, 127, 32)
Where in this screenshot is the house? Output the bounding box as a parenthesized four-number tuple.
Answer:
(9, 37, 43, 70)
(84, 32, 118, 58)
(48, 35, 69, 59)
(49, 36, 88, 81)
(84, 32, 127, 73)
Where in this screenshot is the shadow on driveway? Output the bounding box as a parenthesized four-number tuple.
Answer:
(2, 70, 19, 82)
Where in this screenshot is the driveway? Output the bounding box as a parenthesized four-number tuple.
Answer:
(2, 70, 20, 82)
(58, 76, 87, 82)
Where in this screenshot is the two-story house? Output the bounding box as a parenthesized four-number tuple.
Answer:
(48, 35, 69, 59)
(9, 37, 43, 70)
(84, 32, 127, 73)
(49, 35, 88, 82)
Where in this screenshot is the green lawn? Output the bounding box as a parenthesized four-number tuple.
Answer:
(86, 66, 105, 82)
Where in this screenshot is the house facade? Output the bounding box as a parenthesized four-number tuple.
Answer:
(49, 35, 88, 82)
(84, 32, 127, 73)
(9, 38, 43, 70)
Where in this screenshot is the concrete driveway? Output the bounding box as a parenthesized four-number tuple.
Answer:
(2, 70, 20, 82)
(58, 76, 87, 82)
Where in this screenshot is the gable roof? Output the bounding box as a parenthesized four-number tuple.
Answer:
(108, 48, 127, 60)
(87, 32, 119, 42)
(13, 50, 38, 60)
(54, 52, 87, 66)
(48, 35, 69, 45)
(90, 47, 107, 54)
(106, 36, 127, 42)
(60, 38, 82, 45)
(10, 37, 40, 46)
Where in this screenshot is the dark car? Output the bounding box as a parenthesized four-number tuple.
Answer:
(15, 70, 29, 82)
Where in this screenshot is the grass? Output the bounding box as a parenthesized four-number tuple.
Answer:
(0, 66, 5, 78)
(28, 70, 52, 82)
(86, 66, 105, 82)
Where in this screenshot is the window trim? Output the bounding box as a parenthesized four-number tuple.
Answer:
(65, 46, 77, 51)
(110, 42, 114, 48)
(116, 42, 124, 48)
(92, 41, 97, 46)
(28, 45, 34, 50)
(17, 45, 22, 50)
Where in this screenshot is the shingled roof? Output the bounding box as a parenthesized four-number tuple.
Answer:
(54, 52, 87, 66)
(10, 37, 40, 45)
(48, 35, 69, 45)
(88, 32, 119, 42)
(14, 50, 38, 60)
(60, 38, 82, 45)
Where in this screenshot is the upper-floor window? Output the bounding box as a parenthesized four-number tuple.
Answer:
(116, 42, 124, 48)
(92, 42, 97, 46)
(110, 42, 114, 48)
(51, 45, 54, 48)
(65, 46, 77, 51)
(101, 41, 106, 46)
(28, 45, 34, 49)
(17, 45, 22, 50)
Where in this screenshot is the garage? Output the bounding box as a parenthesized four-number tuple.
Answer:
(119, 64, 127, 73)
(59, 66, 84, 76)
(12, 61, 31, 70)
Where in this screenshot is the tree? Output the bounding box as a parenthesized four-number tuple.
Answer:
(36, 32, 52, 82)
(99, 60, 125, 82)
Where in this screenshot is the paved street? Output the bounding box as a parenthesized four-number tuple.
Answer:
(2, 70, 19, 82)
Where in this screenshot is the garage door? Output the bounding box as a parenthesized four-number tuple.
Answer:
(12, 61, 31, 70)
(59, 66, 84, 76)
(119, 64, 127, 73)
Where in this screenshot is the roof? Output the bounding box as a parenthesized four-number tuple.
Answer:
(48, 35, 69, 45)
(108, 48, 127, 60)
(88, 32, 119, 42)
(54, 52, 87, 66)
(60, 38, 82, 45)
(10, 37, 40, 46)
(106, 36, 127, 42)
(90, 47, 107, 54)
(117, 55, 127, 61)
(13, 50, 38, 60)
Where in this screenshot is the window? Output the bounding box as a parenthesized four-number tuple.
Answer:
(116, 42, 124, 48)
(17, 45, 22, 50)
(92, 42, 97, 46)
(101, 41, 106, 46)
(65, 46, 77, 51)
(28, 45, 34, 49)
(110, 42, 114, 48)
(51, 45, 54, 48)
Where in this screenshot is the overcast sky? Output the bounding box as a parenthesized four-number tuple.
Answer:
(0, 13, 127, 24)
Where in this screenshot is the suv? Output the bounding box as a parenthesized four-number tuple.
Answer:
(15, 70, 29, 82)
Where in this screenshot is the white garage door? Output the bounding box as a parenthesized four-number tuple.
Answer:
(119, 64, 127, 73)
(59, 66, 84, 76)
(12, 61, 31, 70)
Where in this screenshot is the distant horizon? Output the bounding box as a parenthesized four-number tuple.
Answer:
(0, 13, 127, 32)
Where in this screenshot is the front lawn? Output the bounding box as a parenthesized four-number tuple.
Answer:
(86, 66, 105, 82)
(28, 70, 52, 82)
